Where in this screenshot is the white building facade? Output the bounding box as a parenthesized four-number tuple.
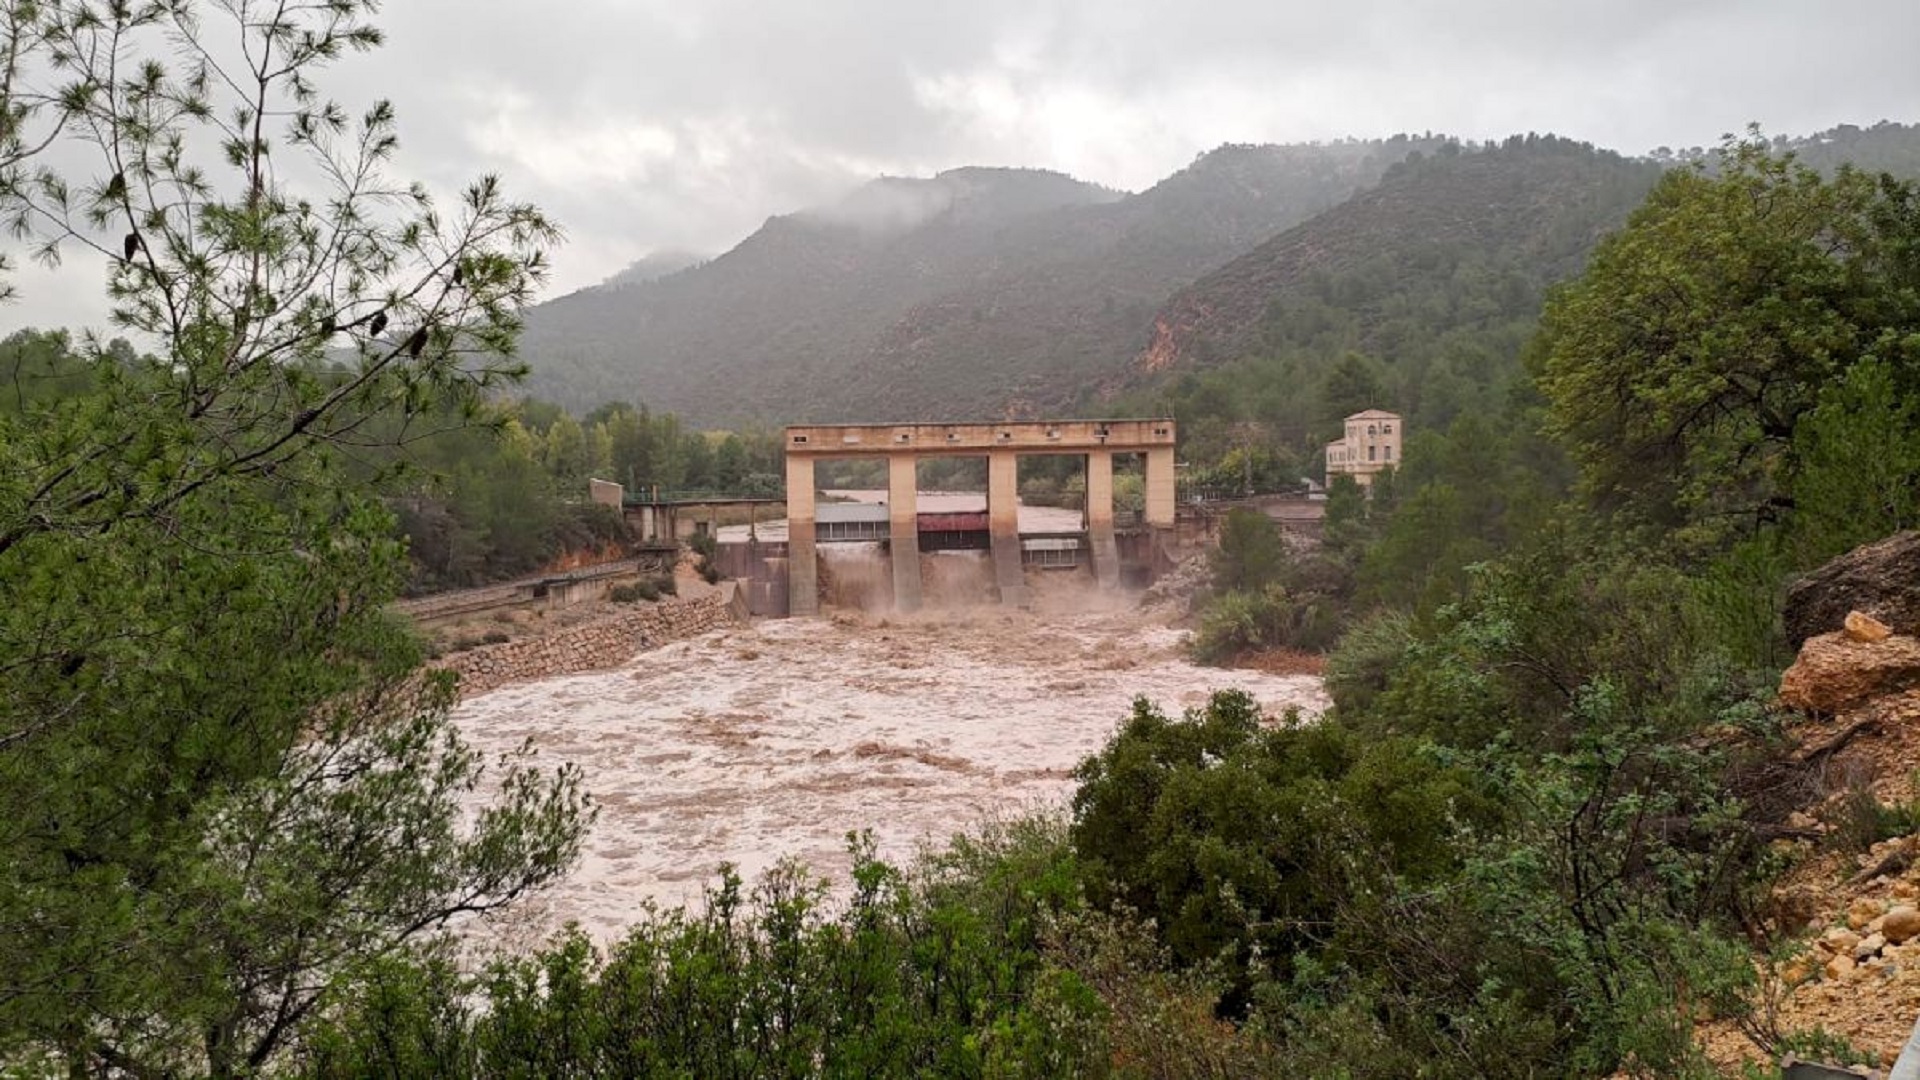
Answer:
(1324, 409, 1402, 489)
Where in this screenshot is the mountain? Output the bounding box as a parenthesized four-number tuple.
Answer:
(1123, 137, 1664, 398)
(517, 141, 1450, 425)
(1662, 120, 1920, 177)
(599, 250, 710, 289)
(517, 123, 1920, 432)
(1110, 125, 1920, 453)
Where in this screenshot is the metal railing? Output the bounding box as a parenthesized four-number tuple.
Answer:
(623, 487, 785, 506)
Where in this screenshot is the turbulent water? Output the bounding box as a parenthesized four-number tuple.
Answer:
(454, 598, 1325, 947)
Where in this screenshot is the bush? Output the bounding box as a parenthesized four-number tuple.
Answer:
(1323, 609, 1417, 714)
(1070, 691, 1500, 1024)
(1191, 585, 1340, 663)
(1211, 508, 1287, 593)
(608, 580, 657, 603)
(687, 532, 723, 584)
(300, 826, 1099, 1078)
(609, 575, 676, 604)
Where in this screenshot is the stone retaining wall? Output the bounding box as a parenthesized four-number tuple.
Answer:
(433, 588, 740, 699)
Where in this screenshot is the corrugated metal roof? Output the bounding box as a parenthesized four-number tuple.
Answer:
(816, 503, 889, 523)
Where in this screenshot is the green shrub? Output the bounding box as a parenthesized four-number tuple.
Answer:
(1190, 585, 1339, 663)
(1211, 508, 1287, 593)
(1323, 608, 1416, 714)
(301, 825, 1098, 1079)
(687, 532, 723, 584)
(609, 575, 675, 603)
(1070, 691, 1493, 1017)
(608, 580, 657, 603)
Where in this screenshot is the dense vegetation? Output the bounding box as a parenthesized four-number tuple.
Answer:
(298, 136, 1920, 1078)
(0, 5, 597, 1073)
(1110, 136, 1663, 470)
(5, 0, 1920, 1072)
(0, 327, 785, 593)
(382, 394, 781, 592)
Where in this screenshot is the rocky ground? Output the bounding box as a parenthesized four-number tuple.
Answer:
(1701, 593, 1920, 1074)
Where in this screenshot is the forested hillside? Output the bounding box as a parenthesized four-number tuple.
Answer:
(1110, 136, 1662, 469)
(521, 123, 1920, 437)
(517, 139, 1449, 423)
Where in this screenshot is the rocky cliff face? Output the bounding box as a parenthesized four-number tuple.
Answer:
(1785, 531, 1920, 649)
(1780, 612, 1920, 714)
(1706, 536, 1920, 1071)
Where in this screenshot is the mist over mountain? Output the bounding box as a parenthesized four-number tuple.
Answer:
(599, 250, 711, 289)
(517, 140, 1448, 424)
(516, 123, 1920, 430)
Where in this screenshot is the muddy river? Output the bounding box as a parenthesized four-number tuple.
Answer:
(454, 594, 1325, 946)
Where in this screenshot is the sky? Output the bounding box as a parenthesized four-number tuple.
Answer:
(5, 0, 1918, 335)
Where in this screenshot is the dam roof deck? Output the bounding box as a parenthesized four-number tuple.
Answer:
(784, 418, 1174, 458)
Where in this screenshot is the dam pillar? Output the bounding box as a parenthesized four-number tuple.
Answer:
(1085, 451, 1120, 590)
(1145, 447, 1176, 529)
(988, 449, 1029, 607)
(888, 454, 922, 613)
(1145, 446, 1177, 577)
(786, 455, 818, 616)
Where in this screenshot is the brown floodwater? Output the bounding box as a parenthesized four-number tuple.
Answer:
(454, 585, 1325, 947)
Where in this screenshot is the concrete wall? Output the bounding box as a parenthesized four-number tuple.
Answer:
(782, 419, 1176, 614)
(431, 588, 741, 700)
(783, 418, 1175, 458)
(589, 478, 624, 509)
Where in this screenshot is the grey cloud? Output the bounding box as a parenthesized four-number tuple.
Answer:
(5, 0, 1918, 332)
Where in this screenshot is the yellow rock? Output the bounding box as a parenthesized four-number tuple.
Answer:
(1883, 905, 1920, 944)
(1849, 897, 1884, 930)
(1825, 953, 1858, 980)
(1846, 610, 1894, 642)
(1823, 927, 1863, 953)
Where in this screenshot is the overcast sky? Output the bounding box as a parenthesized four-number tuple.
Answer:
(6, 0, 1918, 335)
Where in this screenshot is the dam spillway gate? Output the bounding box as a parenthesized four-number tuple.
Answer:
(778, 419, 1178, 616)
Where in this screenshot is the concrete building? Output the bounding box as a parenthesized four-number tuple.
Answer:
(783, 419, 1177, 616)
(1324, 409, 1402, 489)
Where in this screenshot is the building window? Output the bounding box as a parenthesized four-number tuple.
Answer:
(1368, 425, 1377, 436)
(1368, 445, 1377, 462)
(1382, 424, 1393, 434)
(1384, 445, 1392, 461)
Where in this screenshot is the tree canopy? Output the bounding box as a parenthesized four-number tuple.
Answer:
(0, 3, 591, 1073)
(1532, 133, 1920, 553)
